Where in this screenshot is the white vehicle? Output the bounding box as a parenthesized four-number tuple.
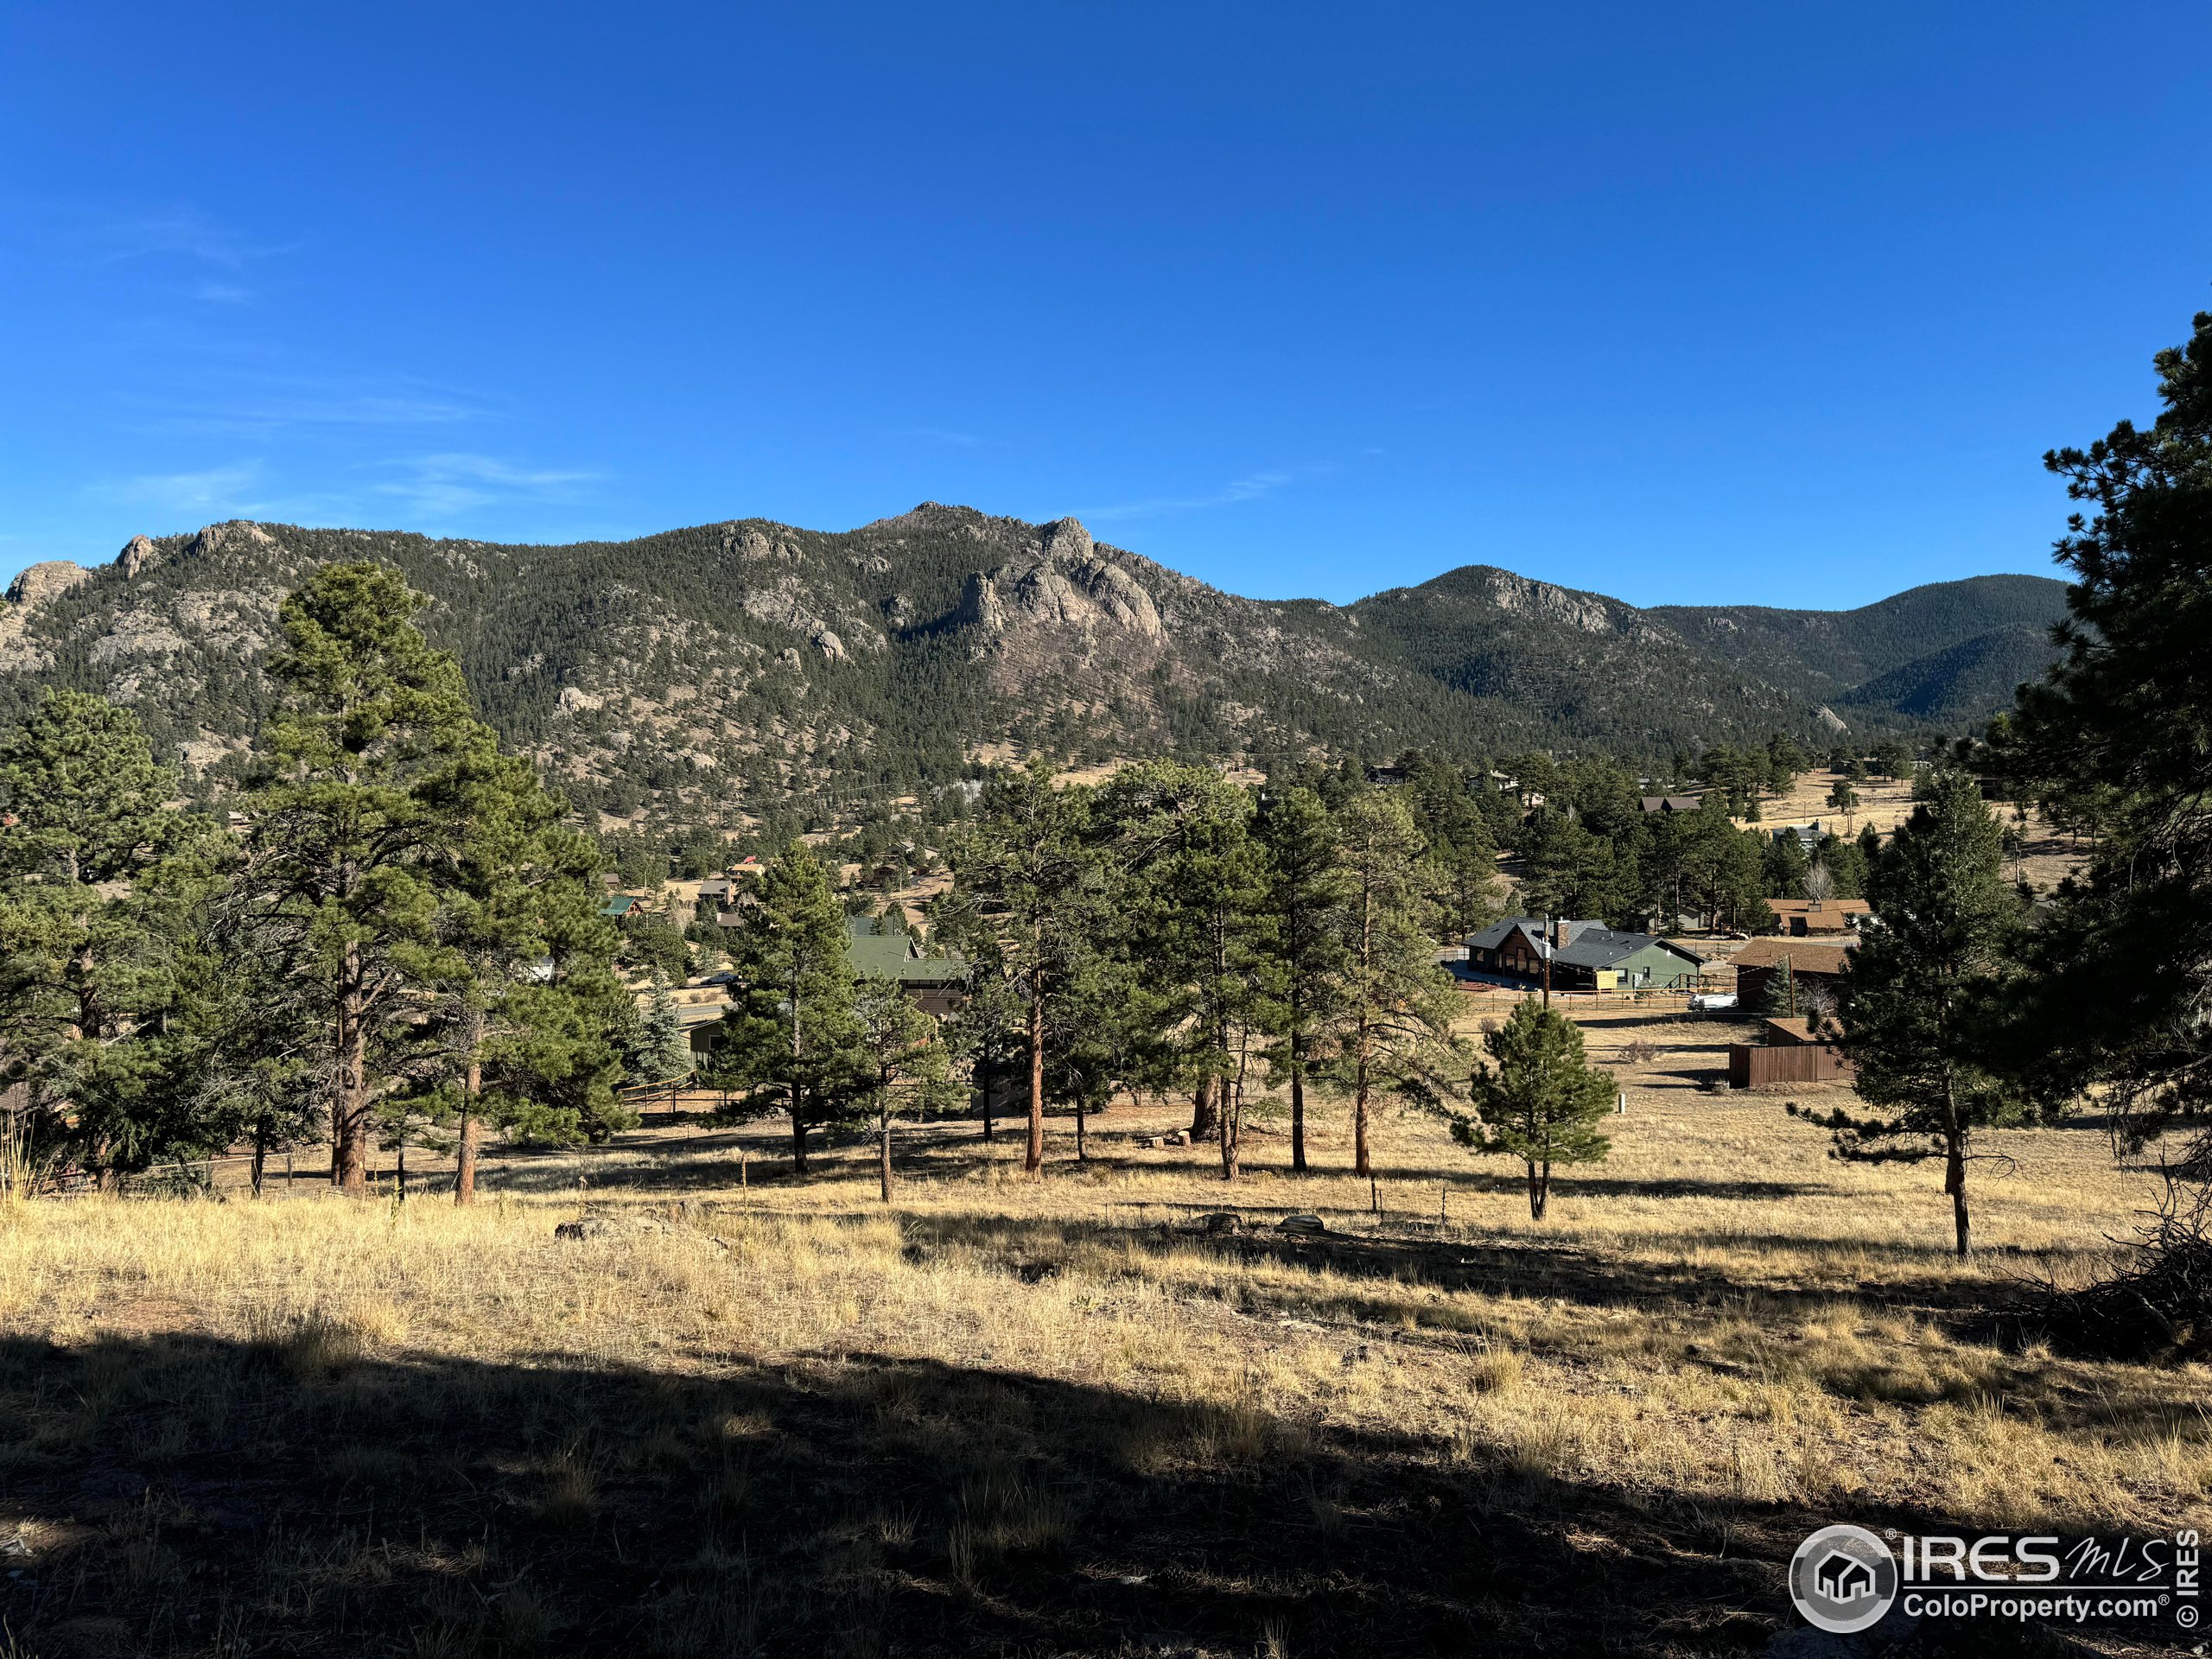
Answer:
(1689, 992, 1738, 1014)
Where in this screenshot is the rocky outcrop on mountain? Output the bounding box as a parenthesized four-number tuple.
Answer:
(953, 571, 1007, 634)
(0, 501, 2056, 831)
(0, 561, 92, 671)
(5, 561, 89, 610)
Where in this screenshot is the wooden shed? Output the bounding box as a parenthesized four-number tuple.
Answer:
(1728, 1017, 1855, 1088)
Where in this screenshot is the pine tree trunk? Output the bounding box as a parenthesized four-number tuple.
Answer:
(1290, 1060, 1307, 1174)
(979, 1050, 995, 1143)
(1075, 1096, 1087, 1162)
(1353, 1027, 1373, 1179)
(250, 1116, 269, 1199)
(1353, 874, 1376, 1178)
(333, 943, 371, 1196)
(1943, 1097, 1971, 1258)
(1218, 1075, 1235, 1181)
(790, 966, 807, 1173)
(1528, 1160, 1547, 1221)
(1191, 1073, 1218, 1141)
(879, 1110, 893, 1203)
(1026, 980, 1046, 1173)
(1222, 1031, 1250, 1182)
(455, 1020, 483, 1205)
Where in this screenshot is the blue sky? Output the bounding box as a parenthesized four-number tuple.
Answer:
(3, 3, 2209, 607)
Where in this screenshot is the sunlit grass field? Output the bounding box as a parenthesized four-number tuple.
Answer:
(1, 1006, 2202, 1655)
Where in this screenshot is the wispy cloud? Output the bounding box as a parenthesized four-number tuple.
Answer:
(137, 373, 488, 441)
(900, 425, 988, 448)
(370, 453, 603, 521)
(105, 461, 270, 518)
(88, 205, 296, 272)
(1079, 469, 1294, 524)
(3, 200, 296, 309)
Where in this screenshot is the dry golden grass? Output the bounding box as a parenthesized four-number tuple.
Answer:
(2, 1007, 2204, 1653)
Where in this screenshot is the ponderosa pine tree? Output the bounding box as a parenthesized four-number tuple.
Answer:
(709, 839, 865, 1173)
(1101, 763, 1267, 1179)
(1458, 998, 1615, 1220)
(935, 760, 1103, 1173)
(412, 747, 635, 1199)
(1988, 308, 2212, 1165)
(1046, 948, 1163, 1165)
(0, 691, 210, 1183)
(1254, 785, 1349, 1173)
(1318, 791, 1464, 1177)
(230, 563, 509, 1194)
(852, 976, 957, 1201)
(1795, 772, 2023, 1256)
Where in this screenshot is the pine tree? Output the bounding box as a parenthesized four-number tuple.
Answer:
(935, 760, 1104, 1173)
(1046, 949, 1165, 1165)
(1989, 308, 2212, 1160)
(1761, 961, 1799, 1021)
(1426, 836, 1502, 944)
(853, 976, 957, 1201)
(227, 564, 497, 1195)
(1826, 777, 1859, 826)
(1255, 785, 1350, 1174)
(1100, 763, 1268, 1179)
(1458, 998, 1615, 1220)
(709, 839, 865, 1173)
(1794, 772, 2022, 1256)
(0, 691, 212, 1183)
(637, 970, 691, 1084)
(1317, 791, 1465, 1177)
(1762, 829, 1810, 900)
(416, 747, 633, 1198)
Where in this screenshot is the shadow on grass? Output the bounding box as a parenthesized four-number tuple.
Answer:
(0, 1329, 1816, 1658)
(899, 1206, 2040, 1331)
(0, 1320, 2112, 1658)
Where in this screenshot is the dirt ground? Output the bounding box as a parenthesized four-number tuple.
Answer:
(4, 988, 2204, 1656)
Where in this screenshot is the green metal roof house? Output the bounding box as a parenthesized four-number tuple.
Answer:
(1466, 918, 1706, 991)
(843, 915, 966, 1014)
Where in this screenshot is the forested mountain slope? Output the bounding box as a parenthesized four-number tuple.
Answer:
(1835, 623, 2064, 724)
(0, 505, 2063, 830)
(1646, 574, 2069, 707)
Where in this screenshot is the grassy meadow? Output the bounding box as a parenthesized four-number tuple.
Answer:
(1, 1003, 2203, 1656)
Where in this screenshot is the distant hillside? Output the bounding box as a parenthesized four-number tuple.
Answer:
(1837, 623, 2063, 724)
(1648, 575, 2069, 709)
(1345, 565, 1808, 753)
(0, 508, 2069, 830)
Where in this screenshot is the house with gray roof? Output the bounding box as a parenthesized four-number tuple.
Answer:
(1466, 918, 1706, 991)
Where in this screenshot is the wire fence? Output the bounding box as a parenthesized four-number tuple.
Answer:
(1449, 979, 1732, 1013)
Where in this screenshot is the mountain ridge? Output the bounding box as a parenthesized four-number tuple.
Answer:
(0, 505, 2069, 831)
